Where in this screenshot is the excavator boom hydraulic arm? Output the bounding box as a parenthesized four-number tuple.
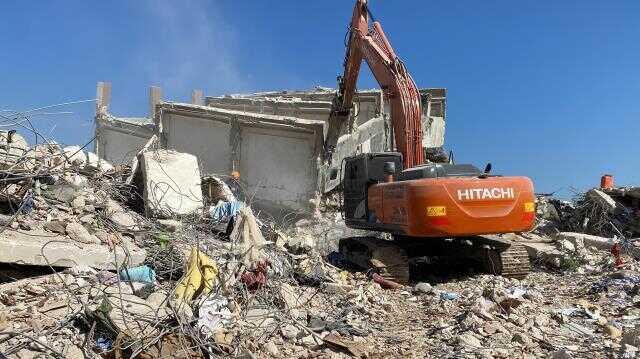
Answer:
(325, 0, 424, 169)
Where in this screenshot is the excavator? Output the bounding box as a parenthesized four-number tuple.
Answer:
(326, 0, 536, 283)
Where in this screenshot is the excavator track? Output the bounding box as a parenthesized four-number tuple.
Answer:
(478, 239, 530, 279)
(339, 237, 410, 284)
(338, 235, 530, 283)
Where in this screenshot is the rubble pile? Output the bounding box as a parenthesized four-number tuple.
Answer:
(567, 188, 640, 239)
(535, 186, 640, 240)
(1, 129, 640, 358)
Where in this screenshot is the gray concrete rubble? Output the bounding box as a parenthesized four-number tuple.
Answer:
(0, 229, 144, 269)
(534, 184, 640, 239)
(0, 131, 638, 358)
(139, 149, 204, 218)
(0, 92, 637, 358)
(0, 130, 148, 273)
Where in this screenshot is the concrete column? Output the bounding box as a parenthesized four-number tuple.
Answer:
(229, 119, 242, 174)
(95, 82, 111, 155)
(149, 86, 162, 119)
(96, 81, 111, 115)
(191, 89, 204, 106)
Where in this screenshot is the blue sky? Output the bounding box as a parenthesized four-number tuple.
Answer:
(1, 0, 638, 196)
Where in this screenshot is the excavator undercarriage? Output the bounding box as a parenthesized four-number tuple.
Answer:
(339, 235, 530, 284)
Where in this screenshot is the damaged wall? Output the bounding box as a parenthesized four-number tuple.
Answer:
(94, 114, 154, 165)
(95, 83, 447, 215)
(214, 88, 447, 149)
(94, 83, 155, 165)
(206, 89, 383, 128)
(420, 88, 446, 149)
(158, 103, 324, 214)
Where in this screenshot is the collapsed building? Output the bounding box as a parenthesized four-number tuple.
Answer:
(1, 85, 640, 358)
(94, 83, 446, 215)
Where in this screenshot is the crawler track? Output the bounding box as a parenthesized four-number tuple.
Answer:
(479, 240, 530, 279)
(339, 235, 530, 283)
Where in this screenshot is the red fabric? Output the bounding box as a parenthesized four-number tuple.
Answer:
(611, 243, 624, 268)
(240, 260, 270, 290)
(370, 273, 402, 289)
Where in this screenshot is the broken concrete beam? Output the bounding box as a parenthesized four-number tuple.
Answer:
(555, 232, 615, 251)
(139, 149, 203, 218)
(586, 189, 617, 211)
(0, 229, 145, 270)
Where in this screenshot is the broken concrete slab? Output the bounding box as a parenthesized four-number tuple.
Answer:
(0, 229, 145, 270)
(139, 149, 203, 218)
(521, 241, 563, 267)
(106, 291, 172, 338)
(555, 232, 615, 251)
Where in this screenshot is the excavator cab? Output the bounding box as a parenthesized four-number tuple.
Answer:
(343, 152, 403, 226)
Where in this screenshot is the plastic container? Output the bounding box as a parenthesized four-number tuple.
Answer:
(600, 174, 614, 189)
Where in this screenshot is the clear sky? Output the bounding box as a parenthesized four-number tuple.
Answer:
(1, 0, 638, 196)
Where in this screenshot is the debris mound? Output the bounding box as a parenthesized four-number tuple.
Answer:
(0, 128, 639, 358)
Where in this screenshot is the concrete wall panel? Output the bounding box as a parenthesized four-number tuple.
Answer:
(96, 118, 154, 165)
(239, 126, 316, 213)
(163, 114, 231, 175)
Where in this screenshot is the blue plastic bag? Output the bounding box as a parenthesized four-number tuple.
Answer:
(119, 265, 156, 284)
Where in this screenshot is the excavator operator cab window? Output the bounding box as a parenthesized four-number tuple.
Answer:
(349, 165, 358, 179)
(343, 157, 366, 220)
(342, 153, 403, 223)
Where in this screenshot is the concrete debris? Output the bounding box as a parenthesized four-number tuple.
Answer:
(414, 282, 433, 294)
(536, 185, 640, 239)
(65, 222, 100, 244)
(0, 130, 29, 171)
(1, 127, 640, 357)
(62, 145, 87, 166)
(139, 149, 204, 218)
(0, 129, 150, 272)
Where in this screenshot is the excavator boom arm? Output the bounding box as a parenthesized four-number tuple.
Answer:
(325, 0, 424, 168)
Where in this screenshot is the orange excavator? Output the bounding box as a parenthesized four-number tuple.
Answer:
(327, 0, 536, 283)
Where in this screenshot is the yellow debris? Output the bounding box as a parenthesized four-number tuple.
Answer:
(174, 247, 218, 301)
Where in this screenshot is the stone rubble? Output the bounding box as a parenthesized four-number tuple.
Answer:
(0, 130, 638, 358)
